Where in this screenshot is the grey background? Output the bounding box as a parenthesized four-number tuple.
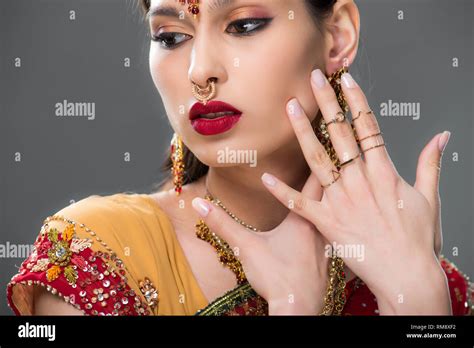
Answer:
(0, 0, 472, 315)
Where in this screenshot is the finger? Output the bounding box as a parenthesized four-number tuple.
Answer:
(301, 172, 323, 202)
(191, 197, 257, 259)
(340, 72, 392, 166)
(414, 131, 451, 210)
(261, 172, 333, 238)
(286, 98, 345, 197)
(310, 69, 362, 174)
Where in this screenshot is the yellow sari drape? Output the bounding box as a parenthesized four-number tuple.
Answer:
(7, 193, 210, 315)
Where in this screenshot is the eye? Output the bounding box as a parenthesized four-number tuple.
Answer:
(225, 18, 273, 36)
(151, 32, 192, 49)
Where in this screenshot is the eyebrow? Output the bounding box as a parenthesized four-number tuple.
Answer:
(207, 0, 234, 13)
(146, 6, 181, 20)
(147, 0, 235, 20)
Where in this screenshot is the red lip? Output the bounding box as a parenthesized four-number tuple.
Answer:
(189, 100, 242, 120)
(189, 100, 243, 136)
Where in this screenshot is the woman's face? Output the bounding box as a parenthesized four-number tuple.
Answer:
(148, 0, 324, 166)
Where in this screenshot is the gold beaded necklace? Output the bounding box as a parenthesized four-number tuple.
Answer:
(194, 190, 347, 315)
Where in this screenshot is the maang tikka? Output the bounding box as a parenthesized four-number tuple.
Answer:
(177, 0, 200, 18)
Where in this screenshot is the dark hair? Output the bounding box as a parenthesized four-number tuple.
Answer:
(140, 0, 337, 190)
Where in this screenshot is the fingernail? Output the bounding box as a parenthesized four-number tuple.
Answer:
(311, 69, 327, 88)
(341, 73, 358, 89)
(287, 98, 302, 118)
(438, 131, 451, 152)
(192, 198, 211, 217)
(261, 173, 277, 187)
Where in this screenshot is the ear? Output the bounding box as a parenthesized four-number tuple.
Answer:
(322, 0, 360, 74)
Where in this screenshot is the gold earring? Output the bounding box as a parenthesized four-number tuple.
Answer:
(192, 78, 216, 105)
(170, 133, 185, 195)
(328, 66, 349, 113)
(315, 66, 357, 169)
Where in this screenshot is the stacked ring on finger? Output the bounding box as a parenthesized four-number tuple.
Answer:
(339, 152, 362, 168)
(358, 131, 386, 154)
(325, 111, 346, 127)
(321, 169, 342, 189)
(351, 109, 386, 153)
(351, 110, 374, 143)
(351, 109, 374, 124)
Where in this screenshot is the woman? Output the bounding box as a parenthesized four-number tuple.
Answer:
(7, 0, 473, 316)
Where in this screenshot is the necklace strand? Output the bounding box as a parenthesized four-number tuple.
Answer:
(205, 190, 260, 232)
(195, 188, 346, 315)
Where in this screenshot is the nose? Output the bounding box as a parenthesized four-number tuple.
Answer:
(187, 33, 227, 89)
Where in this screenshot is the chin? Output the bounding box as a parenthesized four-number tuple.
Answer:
(189, 137, 261, 169)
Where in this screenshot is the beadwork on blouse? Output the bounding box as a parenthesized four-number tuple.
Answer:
(7, 215, 155, 316)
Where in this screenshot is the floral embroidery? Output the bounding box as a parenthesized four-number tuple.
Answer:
(30, 258, 49, 272)
(139, 277, 159, 310)
(70, 238, 92, 253)
(7, 215, 153, 316)
(37, 225, 92, 285)
(46, 265, 62, 282)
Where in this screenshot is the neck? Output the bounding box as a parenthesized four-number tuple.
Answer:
(202, 140, 310, 231)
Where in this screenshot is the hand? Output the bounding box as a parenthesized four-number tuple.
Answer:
(261, 69, 452, 314)
(191, 173, 329, 315)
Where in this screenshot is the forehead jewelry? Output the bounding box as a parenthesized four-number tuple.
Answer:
(177, 0, 200, 18)
(192, 78, 216, 105)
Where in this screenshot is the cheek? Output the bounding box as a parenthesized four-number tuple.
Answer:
(253, 35, 319, 108)
(149, 46, 163, 90)
(278, 38, 322, 123)
(149, 46, 176, 98)
(239, 32, 321, 138)
(149, 46, 188, 129)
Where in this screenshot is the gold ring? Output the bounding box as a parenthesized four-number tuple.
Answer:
(325, 111, 346, 127)
(321, 169, 341, 189)
(358, 131, 383, 143)
(339, 152, 362, 168)
(351, 110, 373, 123)
(361, 143, 386, 154)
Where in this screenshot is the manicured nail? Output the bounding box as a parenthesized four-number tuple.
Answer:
(192, 198, 211, 217)
(287, 98, 302, 118)
(341, 73, 358, 89)
(311, 69, 327, 88)
(261, 173, 277, 187)
(438, 131, 451, 152)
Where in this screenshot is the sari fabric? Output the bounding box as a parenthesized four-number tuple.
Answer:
(6, 193, 473, 316)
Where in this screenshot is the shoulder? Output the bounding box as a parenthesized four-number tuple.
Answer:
(7, 192, 161, 316)
(57, 192, 158, 224)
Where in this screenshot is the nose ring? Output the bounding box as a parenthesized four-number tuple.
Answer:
(192, 78, 216, 105)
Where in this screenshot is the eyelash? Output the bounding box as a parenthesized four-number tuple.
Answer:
(151, 17, 273, 49)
